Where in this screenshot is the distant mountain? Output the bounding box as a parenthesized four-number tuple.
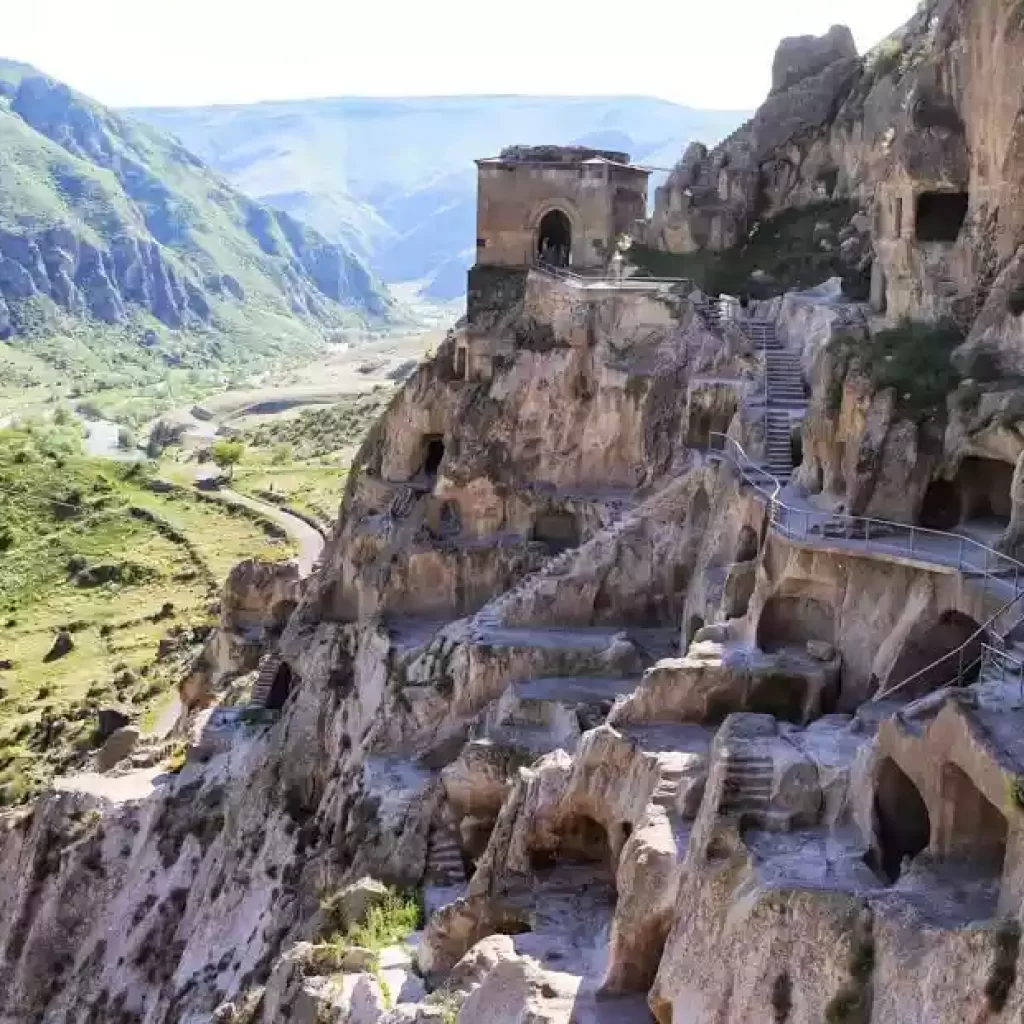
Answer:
(132, 96, 749, 299)
(0, 58, 396, 398)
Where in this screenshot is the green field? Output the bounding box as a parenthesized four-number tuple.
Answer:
(0, 421, 296, 803)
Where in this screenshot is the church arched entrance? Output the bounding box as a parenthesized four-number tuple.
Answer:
(537, 209, 572, 267)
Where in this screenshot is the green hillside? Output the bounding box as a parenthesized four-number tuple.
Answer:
(0, 59, 399, 421)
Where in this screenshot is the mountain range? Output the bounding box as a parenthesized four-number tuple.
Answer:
(133, 96, 749, 298)
(0, 58, 395, 410)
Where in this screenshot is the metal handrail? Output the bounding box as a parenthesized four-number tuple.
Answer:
(980, 642, 1024, 705)
(531, 263, 692, 289)
(708, 432, 1024, 701)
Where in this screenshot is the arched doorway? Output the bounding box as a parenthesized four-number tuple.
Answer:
(872, 758, 930, 883)
(266, 662, 294, 711)
(536, 209, 572, 267)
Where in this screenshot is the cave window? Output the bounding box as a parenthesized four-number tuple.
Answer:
(536, 209, 572, 268)
(455, 346, 467, 379)
(266, 662, 294, 711)
(940, 763, 1007, 875)
(421, 435, 445, 479)
(914, 191, 969, 243)
(872, 758, 931, 883)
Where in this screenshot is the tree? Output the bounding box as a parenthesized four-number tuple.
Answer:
(211, 439, 245, 480)
(117, 426, 135, 451)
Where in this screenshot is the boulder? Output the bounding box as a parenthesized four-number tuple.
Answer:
(326, 877, 390, 932)
(97, 725, 140, 771)
(43, 629, 74, 663)
(95, 706, 131, 742)
(0, 659, 13, 671)
(339, 946, 379, 973)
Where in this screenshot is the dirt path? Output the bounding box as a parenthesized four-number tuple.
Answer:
(217, 487, 326, 577)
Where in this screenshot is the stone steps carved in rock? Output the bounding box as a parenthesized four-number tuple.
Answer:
(249, 653, 282, 707)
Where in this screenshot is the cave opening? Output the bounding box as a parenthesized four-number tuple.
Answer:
(266, 662, 294, 711)
(533, 510, 580, 551)
(421, 435, 446, 479)
(536, 209, 572, 267)
(872, 758, 931, 883)
(914, 191, 968, 243)
(919, 477, 960, 530)
(755, 594, 835, 653)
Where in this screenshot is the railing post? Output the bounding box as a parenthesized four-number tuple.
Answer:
(959, 535, 965, 571)
(865, 518, 870, 544)
(958, 645, 965, 685)
(909, 527, 915, 558)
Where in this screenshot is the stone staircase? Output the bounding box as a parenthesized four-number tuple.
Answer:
(742, 318, 807, 484)
(473, 508, 643, 632)
(719, 750, 788, 828)
(248, 652, 281, 708)
(425, 825, 468, 888)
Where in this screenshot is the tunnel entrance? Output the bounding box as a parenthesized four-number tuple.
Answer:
(915, 191, 968, 243)
(885, 609, 984, 697)
(537, 209, 572, 267)
(421, 435, 445, 479)
(940, 763, 1007, 875)
(266, 662, 294, 711)
(873, 758, 931, 883)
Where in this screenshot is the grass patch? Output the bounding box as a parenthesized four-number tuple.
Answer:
(0, 421, 296, 802)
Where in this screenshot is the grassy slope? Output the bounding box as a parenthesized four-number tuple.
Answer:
(229, 391, 394, 527)
(0, 424, 295, 802)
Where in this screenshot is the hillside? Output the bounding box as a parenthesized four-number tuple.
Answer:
(132, 96, 749, 298)
(0, 60, 397, 419)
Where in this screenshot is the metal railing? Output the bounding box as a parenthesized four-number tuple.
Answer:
(708, 432, 1024, 701)
(980, 643, 1024, 705)
(532, 262, 692, 291)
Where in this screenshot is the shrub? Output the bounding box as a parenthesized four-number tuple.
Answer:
(210, 440, 245, 480)
(860, 319, 964, 418)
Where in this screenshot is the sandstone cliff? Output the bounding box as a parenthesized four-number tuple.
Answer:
(8, 5, 1024, 1024)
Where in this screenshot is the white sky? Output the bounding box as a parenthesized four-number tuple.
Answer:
(4, 0, 919, 110)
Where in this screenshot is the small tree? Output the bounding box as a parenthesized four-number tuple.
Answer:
(117, 426, 135, 451)
(211, 439, 245, 480)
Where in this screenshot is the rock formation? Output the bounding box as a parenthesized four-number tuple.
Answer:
(7, 5, 1024, 1024)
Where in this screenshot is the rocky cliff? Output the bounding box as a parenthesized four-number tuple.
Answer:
(0, 59, 394, 371)
(648, 0, 1024, 370)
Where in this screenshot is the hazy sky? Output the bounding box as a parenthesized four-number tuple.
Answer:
(5, 0, 920, 110)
